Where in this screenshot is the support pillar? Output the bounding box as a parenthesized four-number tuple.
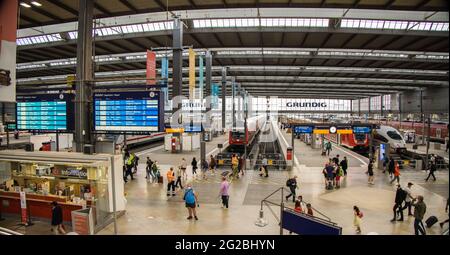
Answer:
(74, 0, 94, 152)
(221, 67, 227, 133)
(172, 16, 183, 151)
(201, 51, 212, 164)
(231, 77, 236, 129)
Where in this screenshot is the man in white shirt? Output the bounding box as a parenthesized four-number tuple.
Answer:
(401, 182, 415, 216)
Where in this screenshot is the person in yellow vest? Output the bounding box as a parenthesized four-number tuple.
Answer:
(125, 153, 135, 181)
(231, 154, 239, 179)
(167, 167, 176, 196)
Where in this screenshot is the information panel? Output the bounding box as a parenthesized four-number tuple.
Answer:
(293, 126, 314, 134)
(94, 91, 164, 133)
(353, 126, 372, 134)
(16, 93, 74, 132)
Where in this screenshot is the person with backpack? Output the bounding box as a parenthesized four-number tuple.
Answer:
(324, 162, 335, 190)
(412, 195, 427, 235)
(367, 159, 374, 185)
(285, 176, 298, 203)
(183, 184, 199, 220)
(391, 184, 407, 222)
(353, 205, 363, 234)
(340, 156, 348, 176)
(132, 153, 139, 174)
(209, 155, 217, 176)
(191, 157, 198, 179)
(166, 167, 176, 196)
(145, 157, 153, 181)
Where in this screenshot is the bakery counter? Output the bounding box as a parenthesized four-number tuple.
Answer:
(0, 191, 90, 222)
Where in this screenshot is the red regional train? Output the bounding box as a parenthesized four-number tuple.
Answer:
(229, 115, 266, 146)
(324, 133, 369, 151)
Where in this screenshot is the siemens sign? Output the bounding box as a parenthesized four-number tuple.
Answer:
(286, 102, 327, 108)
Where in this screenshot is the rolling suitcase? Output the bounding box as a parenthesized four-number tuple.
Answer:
(158, 176, 163, 184)
(425, 216, 438, 228)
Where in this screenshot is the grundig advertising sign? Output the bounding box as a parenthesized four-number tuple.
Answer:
(286, 102, 328, 108)
(51, 168, 88, 179)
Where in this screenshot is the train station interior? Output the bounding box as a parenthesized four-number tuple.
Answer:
(0, 0, 449, 236)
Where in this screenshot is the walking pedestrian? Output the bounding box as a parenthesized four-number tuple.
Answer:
(335, 164, 344, 188)
(238, 156, 243, 176)
(201, 159, 209, 180)
(145, 157, 153, 180)
(425, 161, 437, 181)
(325, 141, 332, 156)
(219, 176, 230, 209)
(191, 157, 198, 178)
(166, 167, 176, 196)
(152, 161, 159, 183)
(353, 206, 363, 234)
(390, 161, 400, 184)
(51, 201, 66, 235)
(285, 176, 298, 202)
(412, 196, 427, 235)
(209, 155, 217, 176)
(340, 156, 348, 176)
(401, 182, 414, 216)
(125, 152, 135, 181)
(367, 159, 374, 185)
(439, 198, 449, 228)
(388, 157, 395, 178)
(180, 158, 187, 180)
(391, 184, 407, 222)
(231, 154, 239, 178)
(132, 153, 139, 174)
(175, 167, 183, 189)
(261, 156, 268, 177)
(183, 184, 199, 220)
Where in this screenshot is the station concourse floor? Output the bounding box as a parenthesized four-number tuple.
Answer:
(97, 131, 449, 235)
(1, 133, 448, 235)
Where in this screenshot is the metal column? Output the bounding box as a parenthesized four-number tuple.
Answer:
(221, 67, 227, 133)
(425, 114, 431, 169)
(200, 51, 212, 164)
(74, 0, 94, 152)
(172, 16, 183, 150)
(244, 90, 248, 170)
(231, 77, 236, 129)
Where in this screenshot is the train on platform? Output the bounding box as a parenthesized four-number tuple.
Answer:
(229, 115, 266, 146)
(378, 120, 448, 144)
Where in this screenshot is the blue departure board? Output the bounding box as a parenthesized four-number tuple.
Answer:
(94, 91, 164, 133)
(16, 93, 74, 132)
(352, 126, 372, 134)
(293, 126, 314, 134)
(184, 123, 202, 133)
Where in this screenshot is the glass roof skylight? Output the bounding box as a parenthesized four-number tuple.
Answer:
(341, 19, 449, 31)
(16, 33, 63, 46)
(193, 18, 329, 28)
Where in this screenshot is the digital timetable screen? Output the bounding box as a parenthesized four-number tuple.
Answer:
(94, 91, 164, 133)
(16, 94, 74, 132)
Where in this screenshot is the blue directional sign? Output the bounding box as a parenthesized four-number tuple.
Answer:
(293, 125, 314, 134)
(184, 123, 202, 133)
(94, 91, 164, 133)
(16, 93, 74, 132)
(352, 126, 372, 134)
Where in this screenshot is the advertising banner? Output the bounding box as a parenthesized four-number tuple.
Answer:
(146, 50, 156, 85)
(189, 48, 196, 99)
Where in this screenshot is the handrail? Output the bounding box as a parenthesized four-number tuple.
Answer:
(0, 226, 23, 235)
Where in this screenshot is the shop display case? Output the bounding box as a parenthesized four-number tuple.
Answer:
(0, 150, 124, 231)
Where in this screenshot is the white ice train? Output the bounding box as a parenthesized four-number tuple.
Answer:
(373, 125, 407, 152)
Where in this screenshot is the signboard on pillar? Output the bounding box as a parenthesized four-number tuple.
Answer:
(146, 50, 156, 85)
(0, 0, 18, 102)
(161, 57, 169, 103)
(198, 56, 204, 100)
(189, 48, 196, 99)
(20, 191, 27, 224)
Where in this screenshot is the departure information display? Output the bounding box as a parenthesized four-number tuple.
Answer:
(94, 91, 164, 133)
(16, 93, 74, 132)
(293, 126, 314, 134)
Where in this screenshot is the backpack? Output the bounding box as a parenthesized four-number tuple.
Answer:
(286, 179, 293, 187)
(184, 189, 195, 204)
(338, 167, 344, 177)
(399, 189, 407, 201)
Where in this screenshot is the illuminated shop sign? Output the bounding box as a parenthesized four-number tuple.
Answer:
(51, 168, 88, 179)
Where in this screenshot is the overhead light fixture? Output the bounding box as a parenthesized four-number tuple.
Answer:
(31, 1, 42, 6)
(20, 2, 32, 8)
